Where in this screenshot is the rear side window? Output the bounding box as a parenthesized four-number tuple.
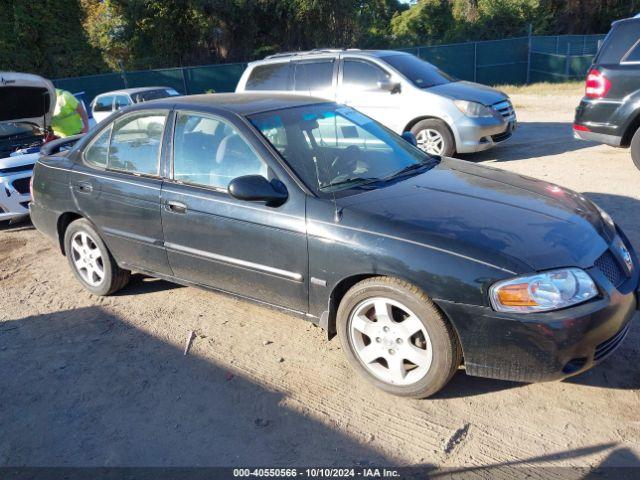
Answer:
(342, 60, 390, 89)
(245, 63, 291, 90)
(93, 96, 113, 112)
(293, 61, 334, 91)
(597, 21, 640, 64)
(114, 95, 130, 110)
(84, 126, 111, 168)
(622, 40, 640, 63)
(107, 112, 167, 175)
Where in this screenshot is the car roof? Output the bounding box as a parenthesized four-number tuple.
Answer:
(254, 49, 412, 64)
(138, 92, 331, 116)
(96, 86, 173, 97)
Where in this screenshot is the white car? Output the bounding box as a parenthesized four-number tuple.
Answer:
(90, 87, 180, 124)
(236, 50, 516, 156)
(0, 72, 55, 223)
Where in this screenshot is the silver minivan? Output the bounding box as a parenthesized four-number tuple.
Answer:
(236, 49, 516, 156)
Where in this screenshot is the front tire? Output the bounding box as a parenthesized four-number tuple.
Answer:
(411, 119, 455, 157)
(63, 218, 130, 295)
(631, 127, 640, 171)
(336, 277, 461, 398)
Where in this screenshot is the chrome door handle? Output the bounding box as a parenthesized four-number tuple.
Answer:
(166, 201, 187, 214)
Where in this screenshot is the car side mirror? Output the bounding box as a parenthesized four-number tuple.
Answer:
(228, 175, 288, 207)
(377, 79, 401, 94)
(401, 131, 418, 147)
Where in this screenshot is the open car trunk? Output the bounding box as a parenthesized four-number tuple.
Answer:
(0, 73, 55, 158)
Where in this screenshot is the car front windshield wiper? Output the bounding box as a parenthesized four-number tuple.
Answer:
(320, 176, 382, 192)
(383, 161, 433, 181)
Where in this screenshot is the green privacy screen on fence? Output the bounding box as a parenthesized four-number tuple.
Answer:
(53, 34, 606, 105)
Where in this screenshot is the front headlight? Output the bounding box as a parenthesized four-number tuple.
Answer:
(489, 268, 598, 313)
(454, 100, 495, 118)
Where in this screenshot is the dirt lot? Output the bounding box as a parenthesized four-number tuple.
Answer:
(1, 87, 639, 471)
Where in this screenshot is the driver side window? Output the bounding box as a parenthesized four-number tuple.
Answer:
(172, 112, 268, 190)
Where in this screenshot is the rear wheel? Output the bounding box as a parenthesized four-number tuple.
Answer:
(631, 127, 640, 171)
(336, 277, 461, 398)
(63, 218, 130, 295)
(411, 119, 455, 157)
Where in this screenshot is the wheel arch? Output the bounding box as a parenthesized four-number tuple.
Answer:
(323, 273, 464, 357)
(56, 211, 84, 255)
(403, 116, 457, 152)
(621, 111, 640, 148)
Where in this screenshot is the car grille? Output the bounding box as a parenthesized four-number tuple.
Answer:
(594, 322, 630, 362)
(492, 100, 515, 121)
(594, 250, 627, 287)
(0, 164, 35, 175)
(12, 177, 31, 195)
(491, 130, 512, 143)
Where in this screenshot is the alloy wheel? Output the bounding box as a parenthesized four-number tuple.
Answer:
(415, 128, 445, 155)
(70, 231, 105, 287)
(348, 297, 433, 386)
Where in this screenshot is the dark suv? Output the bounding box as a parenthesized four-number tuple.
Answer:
(574, 16, 640, 169)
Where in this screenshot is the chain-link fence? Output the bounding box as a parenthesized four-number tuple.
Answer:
(53, 34, 606, 105)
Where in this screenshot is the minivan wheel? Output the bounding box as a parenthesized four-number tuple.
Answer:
(631, 127, 640, 171)
(336, 277, 461, 398)
(63, 218, 130, 296)
(411, 119, 454, 157)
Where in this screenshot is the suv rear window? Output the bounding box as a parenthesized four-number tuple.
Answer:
(596, 20, 640, 64)
(293, 60, 334, 91)
(246, 63, 291, 90)
(622, 40, 640, 63)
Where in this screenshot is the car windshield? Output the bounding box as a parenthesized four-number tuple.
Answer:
(249, 104, 437, 194)
(0, 121, 41, 139)
(384, 54, 453, 88)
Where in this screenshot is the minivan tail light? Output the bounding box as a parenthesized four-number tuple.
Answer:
(585, 69, 611, 99)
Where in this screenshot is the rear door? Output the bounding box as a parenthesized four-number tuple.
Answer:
(71, 109, 172, 275)
(160, 110, 308, 312)
(336, 57, 403, 132)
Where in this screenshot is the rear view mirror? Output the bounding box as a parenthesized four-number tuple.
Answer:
(401, 131, 418, 147)
(228, 175, 288, 207)
(377, 79, 401, 94)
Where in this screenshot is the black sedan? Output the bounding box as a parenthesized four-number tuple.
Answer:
(30, 93, 638, 398)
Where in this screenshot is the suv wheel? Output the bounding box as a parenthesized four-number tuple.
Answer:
(63, 218, 130, 295)
(336, 277, 461, 398)
(411, 119, 455, 157)
(631, 128, 640, 171)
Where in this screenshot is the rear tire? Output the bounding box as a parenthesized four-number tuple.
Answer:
(336, 276, 461, 398)
(410, 119, 455, 157)
(631, 128, 640, 171)
(63, 218, 130, 295)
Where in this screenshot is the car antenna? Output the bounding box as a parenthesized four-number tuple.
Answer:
(307, 122, 342, 223)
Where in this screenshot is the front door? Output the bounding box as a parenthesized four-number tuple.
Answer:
(336, 58, 403, 132)
(71, 110, 171, 275)
(160, 110, 308, 313)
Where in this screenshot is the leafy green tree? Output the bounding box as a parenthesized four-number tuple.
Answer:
(0, 0, 106, 78)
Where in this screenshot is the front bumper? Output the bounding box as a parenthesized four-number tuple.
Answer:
(454, 115, 517, 154)
(437, 238, 639, 383)
(0, 170, 32, 221)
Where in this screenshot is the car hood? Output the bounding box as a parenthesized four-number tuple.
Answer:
(0, 151, 40, 171)
(336, 158, 613, 274)
(0, 72, 56, 129)
(429, 80, 507, 106)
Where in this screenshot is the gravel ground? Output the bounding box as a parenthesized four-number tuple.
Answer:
(1, 91, 639, 471)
